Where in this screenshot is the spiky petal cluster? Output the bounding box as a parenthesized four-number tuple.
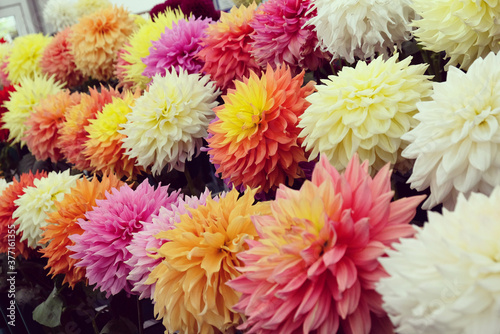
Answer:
(412, 0, 500, 70)
(69, 181, 177, 297)
(0, 172, 46, 258)
(120, 70, 219, 175)
(75, 0, 111, 17)
(13, 170, 80, 249)
(0, 85, 16, 142)
(2, 74, 64, 147)
(114, 45, 135, 90)
(146, 188, 271, 334)
(40, 28, 85, 88)
(308, 0, 414, 63)
(299, 54, 432, 172)
(377, 188, 500, 334)
(149, 0, 220, 21)
(250, 0, 328, 73)
(228, 154, 424, 334)
(39, 174, 124, 288)
(142, 17, 211, 78)
(70, 5, 135, 81)
(59, 86, 122, 171)
(207, 65, 314, 192)
(122, 9, 185, 89)
(0, 41, 12, 86)
(42, 0, 79, 34)
(24, 90, 81, 163)
(197, 4, 261, 91)
(6, 33, 53, 84)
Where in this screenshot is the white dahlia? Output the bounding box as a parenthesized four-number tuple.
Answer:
(13, 170, 80, 248)
(403, 52, 500, 210)
(377, 188, 500, 334)
(119, 70, 219, 175)
(43, 0, 79, 34)
(307, 0, 414, 63)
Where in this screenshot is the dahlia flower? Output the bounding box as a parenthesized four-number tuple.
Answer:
(228, 154, 424, 334)
(377, 188, 500, 334)
(146, 188, 271, 334)
(24, 90, 81, 163)
(114, 45, 135, 90)
(6, 34, 52, 84)
(75, 0, 112, 18)
(150, 0, 220, 21)
(2, 74, 64, 147)
(197, 4, 261, 91)
(308, 0, 414, 63)
(40, 28, 85, 88)
(59, 86, 122, 171)
(120, 70, 219, 175)
(142, 17, 211, 78)
(39, 174, 124, 288)
(122, 9, 185, 89)
(299, 54, 432, 173)
(42, 0, 79, 33)
(207, 65, 314, 192)
(0, 85, 15, 142)
(70, 5, 135, 81)
(403, 52, 500, 210)
(412, 0, 500, 70)
(0, 172, 46, 258)
(84, 93, 143, 180)
(250, 0, 328, 73)
(0, 42, 12, 86)
(0, 179, 7, 193)
(13, 170, 80, 249)
(69, 181, 176, 297)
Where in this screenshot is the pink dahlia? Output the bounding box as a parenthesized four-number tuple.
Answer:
(114, 44, 135, 91)
(142, 17, 211, 78)
(0, 85, 16, 142)
(40, 28, 85, 88)
(227, 154, 425, 334)
(69, 181, 177, 297)
(0, 60, 10, 87)
(125, 189, 211, 299)
(250, 0, 328, 74)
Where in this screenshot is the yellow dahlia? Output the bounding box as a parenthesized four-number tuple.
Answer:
(412, 0, 500, 70)
(146, 188, 271, 334)
(6, 33, 52, 84)
(121, 9, 185, 89)
(299, 54, 432, 172)
(2, 74, 64, 147)
(70, 5, 136, 81)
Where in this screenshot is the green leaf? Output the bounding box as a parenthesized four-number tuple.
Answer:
(32, 286, 63, 328)
(100, 316, 138, 334)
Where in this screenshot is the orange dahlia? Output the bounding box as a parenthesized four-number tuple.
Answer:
(58, 86, 122, 171)
(24, 90, 81, 163)
(0, 171, 47, 258)
(39, 174, 124, 288)
(207, 65, 315, 193)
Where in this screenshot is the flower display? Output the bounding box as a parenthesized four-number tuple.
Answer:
(120, 70, 219, 175)
(70, 5, 135, 81)
(121, 9, 185, 89)
(39, 174, 124, 288)
(403, 52, 500, 210)
(84, 92, 143, 180)
(149, 0, 220, 21)
(228, 154, 424, 333)
(197, 4, 261, 91)
(0, 172, 46, 258)
(75, 0, 112, 19)
(146, 188, 271, 334)
(2, 74, 64, 147)
(299, 54, 432, 172)
(142, 17, 211, 78)
(6, 33, 53, 84)
(412, 0, 500, 70)
(307, 0, 414, 63)
(377, 188, 500, 334)
(13, 170, 80, 249)
(58, 86, 122, 171)
(24, 90, 81, 163)
(250, 0, 327, 73)
(42, 0, 79, 33)
(40, 28, 85, 88)
(69, 181, 176, 298)
(207, 65, 314, 192)
(0, 85, 15, 142)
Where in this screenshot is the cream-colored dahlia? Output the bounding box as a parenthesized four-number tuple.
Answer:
(403, 51, 500, 210)
(299, 54, 432, 172)
(43, 0, 79, 34)
(120, 70, 219, 175)
(308, 0, 414, 63)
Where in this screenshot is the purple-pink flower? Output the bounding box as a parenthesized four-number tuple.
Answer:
(142, 17, 211, 78)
